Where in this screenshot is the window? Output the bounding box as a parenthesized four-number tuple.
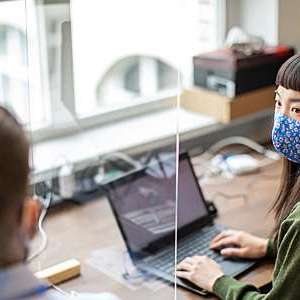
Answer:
(0, 0, 48, 129)
(0, 3, 29, 123)
(95, 56, 178, 114)
(0, 0, 224, 140)
(70, 0, 224, 119)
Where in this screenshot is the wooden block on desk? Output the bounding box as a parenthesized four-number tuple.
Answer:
(35, 259, 81, 285)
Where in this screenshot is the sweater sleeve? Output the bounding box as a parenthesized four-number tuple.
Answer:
(213, 220, 300, 300)
(265, 238, 276, 260)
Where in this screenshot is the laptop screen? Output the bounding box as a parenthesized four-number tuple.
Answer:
(107, 153, 209, 254)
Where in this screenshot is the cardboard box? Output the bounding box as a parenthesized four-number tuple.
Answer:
(181, 86, 275, 123)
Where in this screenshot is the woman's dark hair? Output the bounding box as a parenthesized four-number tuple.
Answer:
(272, 54, 300, 238)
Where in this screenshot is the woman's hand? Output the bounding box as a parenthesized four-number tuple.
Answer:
(210, 230, 268, 259)
(176, 256, 224, 292)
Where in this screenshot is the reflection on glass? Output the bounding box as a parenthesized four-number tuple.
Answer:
(108, 154, 177, 253)
(108, 154, 208, 255)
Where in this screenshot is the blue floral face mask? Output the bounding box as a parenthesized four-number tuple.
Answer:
(272, 112, 300, 163)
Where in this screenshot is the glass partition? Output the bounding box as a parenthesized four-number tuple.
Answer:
(0, 0, 228, 298)
(26, 0, 180, 299)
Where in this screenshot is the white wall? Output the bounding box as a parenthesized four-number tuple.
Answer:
(226, 0, 278, 45)
(278, 0, 300, 51)
(226, 0, 300, 51)
(240, 0, 278, 45)
(226, 0, 241, 31)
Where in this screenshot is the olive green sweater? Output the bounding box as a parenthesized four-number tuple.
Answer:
(213, 203, 300, 300)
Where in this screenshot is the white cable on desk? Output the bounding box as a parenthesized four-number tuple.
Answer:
(196, 136, 280, 180)
(207, 136, 266, 155)
(27, 193, 51, 262)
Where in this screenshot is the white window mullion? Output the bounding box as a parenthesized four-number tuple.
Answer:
(139, 57, 159, 97)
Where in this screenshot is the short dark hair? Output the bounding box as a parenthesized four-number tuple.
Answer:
(272, 53, 300, 239)
(0, 107, 29, 221)
(276, 53, 300, 91)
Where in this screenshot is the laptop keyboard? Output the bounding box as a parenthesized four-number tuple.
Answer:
(143, 225, 225, 275)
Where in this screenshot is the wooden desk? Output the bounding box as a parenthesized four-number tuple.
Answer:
(29, 160, 281, 299)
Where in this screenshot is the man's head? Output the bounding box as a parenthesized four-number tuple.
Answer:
(0, 107, 39, 267)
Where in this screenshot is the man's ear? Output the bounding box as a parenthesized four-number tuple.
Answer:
(21, 197, 41, 240)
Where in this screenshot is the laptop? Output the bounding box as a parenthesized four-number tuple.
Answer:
(106, 152, 255, 295)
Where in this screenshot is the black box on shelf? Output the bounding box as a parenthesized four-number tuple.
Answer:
(193, 46, 295, 98)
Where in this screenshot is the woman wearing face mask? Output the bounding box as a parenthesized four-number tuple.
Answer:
(176, 53, 300, 299)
